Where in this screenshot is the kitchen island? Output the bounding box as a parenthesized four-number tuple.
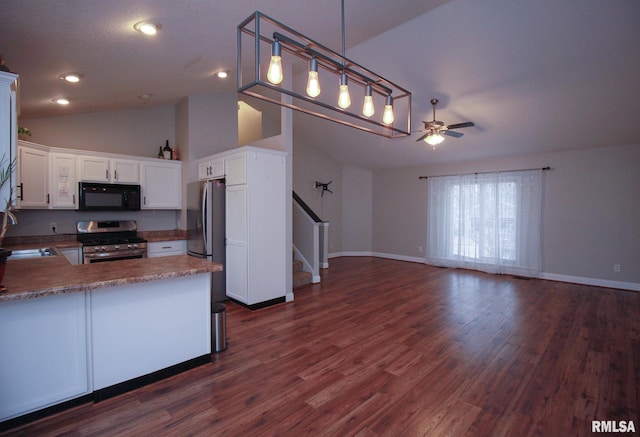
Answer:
(0, 254, 222, 426)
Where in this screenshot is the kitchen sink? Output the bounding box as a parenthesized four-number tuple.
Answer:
(9, 248, 56, 259)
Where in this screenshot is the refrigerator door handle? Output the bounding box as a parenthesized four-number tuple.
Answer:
(202, 182, 209, 254)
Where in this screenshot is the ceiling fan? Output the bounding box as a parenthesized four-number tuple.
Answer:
(415, 99, 475, 147)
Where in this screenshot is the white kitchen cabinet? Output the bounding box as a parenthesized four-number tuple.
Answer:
(91, 275, 210, 391)
(77, 155, 139, 184)
(17, 142, 49, 209)
(111, 158, 140, 183)
(198, 157, 224, 180)
(141, 160, 182, 209)
(0, 292, 90, 421)
(50, 152, 77, 209)
(225, 185, 248, 302)
(77, 155, 110, 182)
(0, 72, 18, 208)
(147, 240, 187, 258)
(224, 147, 287, 307)
(60, 247, 81, 265)
(224, 153, 246, 185)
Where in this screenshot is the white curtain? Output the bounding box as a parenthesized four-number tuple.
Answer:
(426, 170, 543, 277)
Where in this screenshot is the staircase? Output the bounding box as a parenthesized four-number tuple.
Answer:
(292, 191, 329, 289)
(293, 259, 313, 288)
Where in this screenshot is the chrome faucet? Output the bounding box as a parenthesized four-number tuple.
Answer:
(3, 210, 17, 225)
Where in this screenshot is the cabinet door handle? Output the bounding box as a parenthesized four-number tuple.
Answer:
(18, 183, 23, 201)
(106, 169, 109, 180)
(47, 193, 50, 204)
(143, 196, 146, 205)
(114, 170, 118, 180)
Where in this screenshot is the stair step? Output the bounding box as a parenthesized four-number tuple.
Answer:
(293, 270, 313, 288)
(293, 259, 304, 273)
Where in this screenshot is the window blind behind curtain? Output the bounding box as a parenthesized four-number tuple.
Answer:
(426, 169, 544, 277)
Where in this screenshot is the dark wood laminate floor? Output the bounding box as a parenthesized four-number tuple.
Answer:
(3, 257, 638, 436)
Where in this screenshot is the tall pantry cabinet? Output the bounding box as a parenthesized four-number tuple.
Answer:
(222, 147, 287, 308)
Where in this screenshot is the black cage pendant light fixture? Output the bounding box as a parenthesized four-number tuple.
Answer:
(237, 1, 411, 139)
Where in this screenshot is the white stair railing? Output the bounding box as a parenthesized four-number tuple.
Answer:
(292, 192, 328, 283)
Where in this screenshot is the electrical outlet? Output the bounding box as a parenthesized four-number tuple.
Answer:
(614, 264, 621, 272)
(50, 222, 57, 233)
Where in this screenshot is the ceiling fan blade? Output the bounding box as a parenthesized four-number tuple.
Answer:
(415, 132, 430, 142)
(444, 130, 464, 138)
(446, 121, 475, 130)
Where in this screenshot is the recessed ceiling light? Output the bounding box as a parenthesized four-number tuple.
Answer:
(59, 73, 81, 83)
(216, 71, 228, 79)
(52, 98, 70, 105)
(138, 93, 153, 99)
(134, 21, 161, 35)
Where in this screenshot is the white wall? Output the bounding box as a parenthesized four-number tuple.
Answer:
(11, 105, 181, 237)
(372, 144, 640, 288)
(186, 92, 238, 162)
(292, 136, 342, 254)
(341, 165, 372, 253)
(20, 106, 175, 158)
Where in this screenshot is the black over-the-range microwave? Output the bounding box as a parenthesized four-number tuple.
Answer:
(78, 182, 141, 211)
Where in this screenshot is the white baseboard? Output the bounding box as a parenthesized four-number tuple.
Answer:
(371, 252, 426, 264)
(540, 273, 639, 292)
(327, 252, 640, 292)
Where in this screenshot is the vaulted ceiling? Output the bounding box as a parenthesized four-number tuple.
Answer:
(2, 0, 639, 169)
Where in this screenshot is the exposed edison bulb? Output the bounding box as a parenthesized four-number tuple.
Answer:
(382, 95, 394, 125)
(338, 72, 351, 109)
(267, 40, 283, 85)
(362, 84, 375, 117)
(306, 58, 321, 97)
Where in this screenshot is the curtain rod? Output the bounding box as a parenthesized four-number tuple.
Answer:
(418, 166, 550, 180)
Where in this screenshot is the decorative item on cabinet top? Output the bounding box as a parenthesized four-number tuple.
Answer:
(157, 140, 180, 160)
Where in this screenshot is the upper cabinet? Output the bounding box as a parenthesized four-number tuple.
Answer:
(224, 153, 246, 186)
(50, 152, 77, 209)
(13, 140, 182, 210)
(17, 142, 49, 208)
(198, 157, 224, 181)
(77, 155, 140, 184)
(141, 160, 181, 209)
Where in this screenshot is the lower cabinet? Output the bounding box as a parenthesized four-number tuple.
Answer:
(147, 240, 187, 258)
(0, 292, 90, 421)
(0, 274, 211, 423)
(91, 275, 210, 390)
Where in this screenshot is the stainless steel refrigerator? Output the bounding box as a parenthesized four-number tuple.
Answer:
(187, 179, 226, 302)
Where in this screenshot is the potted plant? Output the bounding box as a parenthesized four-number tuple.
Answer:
(0, 154, 17, 290)
(18, 126, 31, 140)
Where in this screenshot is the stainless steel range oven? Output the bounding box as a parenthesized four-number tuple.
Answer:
(77, 220, 147, 264)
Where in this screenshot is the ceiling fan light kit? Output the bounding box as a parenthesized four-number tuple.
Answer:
(415, 98, 475, 148)
(237, 2, 411, 139)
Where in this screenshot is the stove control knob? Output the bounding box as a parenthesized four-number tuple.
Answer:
(114, 245, 120, 251)
(101, 246, 107, 252)
(132, 244, 138, 249)
(94, 247, 100, 252)
(127, 244, 133, 249)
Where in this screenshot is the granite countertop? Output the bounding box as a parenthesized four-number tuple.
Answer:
(1, 255, 222, 303)
(3, 229, 187, 250)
